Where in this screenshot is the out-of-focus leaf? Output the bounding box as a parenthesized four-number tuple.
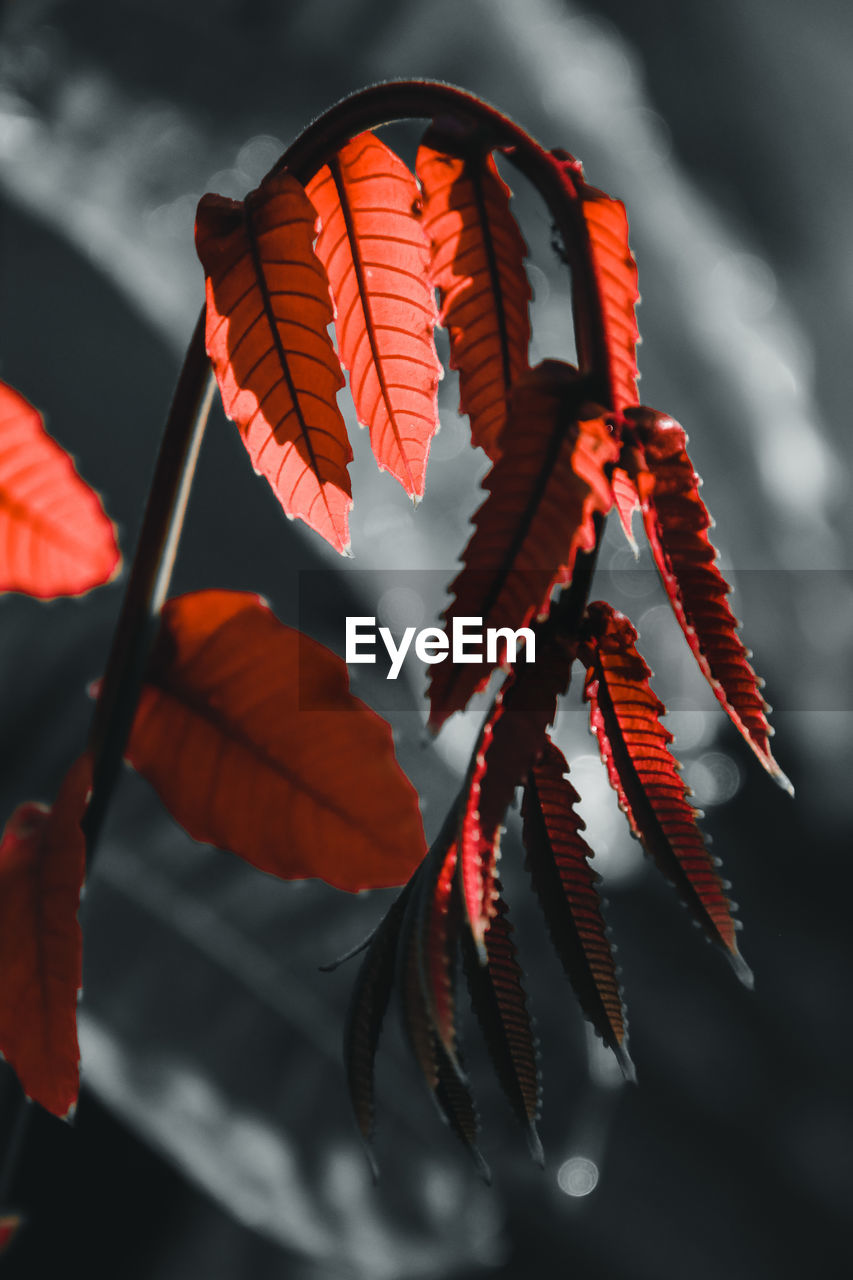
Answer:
(196, 176, 353, 553)
(0, 755, 91, 1117)
(307, 132, 440, 499)
(417, 136, 531, 459)
(126, 590, 426, 891)
(0, 380, 120, 599)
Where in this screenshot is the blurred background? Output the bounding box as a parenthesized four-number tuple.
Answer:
(0, 0, 851, 1275)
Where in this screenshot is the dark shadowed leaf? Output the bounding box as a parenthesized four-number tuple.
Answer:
(461, 888, 542, 1164)
(307, 132, 441, 499)
(0, 755, 91, 1117)
(0, 380, 120, 599)
(196, 176, 353, 553)
(417, 136, 531, 459)
(523, 737, 631, 1074)
(126, 590, 426, 890)
(458, 634, 575, 951)
(344, 883, 413, 1162)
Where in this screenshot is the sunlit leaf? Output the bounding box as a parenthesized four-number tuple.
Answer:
(196, 176, 353, 553)
(307, 132, 441, 498)
(417, 136, 531, 459)
(126, 590, 426, 890)
(580, 184, 640, 414)
(0, 380, 120, 599)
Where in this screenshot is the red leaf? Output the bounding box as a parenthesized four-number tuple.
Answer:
(582, 602, 749, 978)
(461, 889, 542, 1163)
(126, 590, 426, 891)
(522, 737, 631, 1074)
(0, 1215, 21, 1256)
(428, 361, 618, 729)
(306, 133, 441, 499)
(458, 634, 575, 951)
(417, 138, 531, 459)
(625, 408, 791, 791)
(580, 184, 640, 414)
(0, 755, 91, 1118)
(0, 380, 120, 599)
(196, 176, 353, 553)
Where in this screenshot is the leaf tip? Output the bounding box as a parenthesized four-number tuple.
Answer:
(527, 1123, 545, 1168)
(729, 947, 754, 990)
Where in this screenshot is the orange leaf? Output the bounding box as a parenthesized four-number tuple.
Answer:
(196, 176, 353, 554)
(0, 380, 120, 599)
(580, 184, 640, 414)
(625, 408, 791, 791)
(582, 602, 750, 978)
(0, 755, 91, 1118)
(417, 139, 531, 459)
(126, 591, 426, 891)
(428, 361, 617, 729)
(306, 133, 441, 498)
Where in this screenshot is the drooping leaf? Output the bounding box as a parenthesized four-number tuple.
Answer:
(581, 602, 750, 979)
(428, 361, 618, 728)
(0, 380, 120, 599)
(624, 408, 791, 791)
(522, 737, 631, 1075)
(0, 755, 91, 1118)
(458, 634, 575, 952)
(461, 888, 542, 1164)
(306, 132, 441, 498)
(422, 839, 461, 1060)
(417, 137, 531, 459)
(126, 590, 426, 891)
(433, 1038, 490, 1183)
(344, 882, 413, 1162)
(579, 184, 640, 415)
(196, 176, 353, 553)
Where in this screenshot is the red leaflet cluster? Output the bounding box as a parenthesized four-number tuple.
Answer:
(0, 93, 791, 1167)
(331, 114, 789, 1171)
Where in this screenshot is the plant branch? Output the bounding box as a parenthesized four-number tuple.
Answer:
(83, 313, 215, 863)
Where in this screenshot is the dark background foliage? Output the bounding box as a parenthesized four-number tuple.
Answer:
(0, 0, 851, 1275)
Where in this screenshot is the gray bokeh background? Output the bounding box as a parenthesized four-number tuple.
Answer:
(1, 1, 851, 1275)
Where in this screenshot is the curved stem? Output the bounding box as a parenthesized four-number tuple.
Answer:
(272, 79, 612, 404)
(83, 314, 214, 862)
